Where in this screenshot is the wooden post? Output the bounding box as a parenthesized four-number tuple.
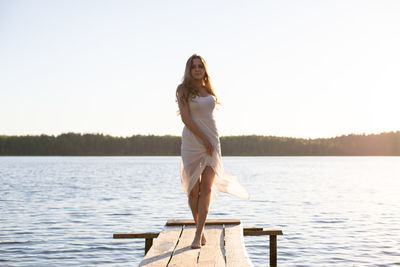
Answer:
(144, 238, 153, 255)
(242, 228, 282, 266)
(269, 235, 277, 267)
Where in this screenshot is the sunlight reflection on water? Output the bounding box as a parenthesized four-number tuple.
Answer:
(1, 156, 399, 266)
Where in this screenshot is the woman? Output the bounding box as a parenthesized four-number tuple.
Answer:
(176, 54, 249, 249)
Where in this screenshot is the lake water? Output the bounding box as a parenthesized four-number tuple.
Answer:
(0, 156, 399, 266)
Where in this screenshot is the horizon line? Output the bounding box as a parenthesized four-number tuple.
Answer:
(1, 130, 399, 140)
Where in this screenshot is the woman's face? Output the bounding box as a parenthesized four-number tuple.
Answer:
(190, 58, 205, 81)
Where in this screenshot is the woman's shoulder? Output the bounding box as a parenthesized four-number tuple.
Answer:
(176, 84, 187, 96)
(176, 84, 194, 104)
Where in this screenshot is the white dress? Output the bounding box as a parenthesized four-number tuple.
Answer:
(180, 94, 250, 201)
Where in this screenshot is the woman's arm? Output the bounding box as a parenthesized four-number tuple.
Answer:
(177, 91, 214, 156)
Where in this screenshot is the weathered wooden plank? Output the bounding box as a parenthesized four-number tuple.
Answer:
(113, 228, 282, 238)
(224, 223, 252, 267)
(139, 225, 182, 267)
(166, 219, 240, 226)
(113, 232, 159, 239)
(244, 229, 283, 236)
(243, 226, 263, 231)
(119, 219, 282, 267)
(197, 224, 225, 267)
(168, 225, 199, 267)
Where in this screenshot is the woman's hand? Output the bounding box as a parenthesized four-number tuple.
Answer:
(203, 139, 214, 156)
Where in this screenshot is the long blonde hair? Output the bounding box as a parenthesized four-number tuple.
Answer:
(176, 54, 219, 104)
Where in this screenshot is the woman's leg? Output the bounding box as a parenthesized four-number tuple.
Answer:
(188, 178, 207, 246)
(188, 179, 200, 225)
(191, 166, 216, 248)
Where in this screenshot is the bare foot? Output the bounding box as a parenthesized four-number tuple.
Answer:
(201, 233, 206, 246)
(191, 235, 201, 249)
(191, 240, 201, 249)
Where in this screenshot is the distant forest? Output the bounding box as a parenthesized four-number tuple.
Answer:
(0, 131, 399, 156)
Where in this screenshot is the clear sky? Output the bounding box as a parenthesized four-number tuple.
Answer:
(1, 0, 399, 139)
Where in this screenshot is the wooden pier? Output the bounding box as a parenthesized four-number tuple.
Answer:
(113, 219, 283, 266)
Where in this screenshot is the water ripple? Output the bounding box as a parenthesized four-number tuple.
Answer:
(0, 156, 399, 266)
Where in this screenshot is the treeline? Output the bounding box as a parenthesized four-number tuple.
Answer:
(0, 131, 399, 156)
